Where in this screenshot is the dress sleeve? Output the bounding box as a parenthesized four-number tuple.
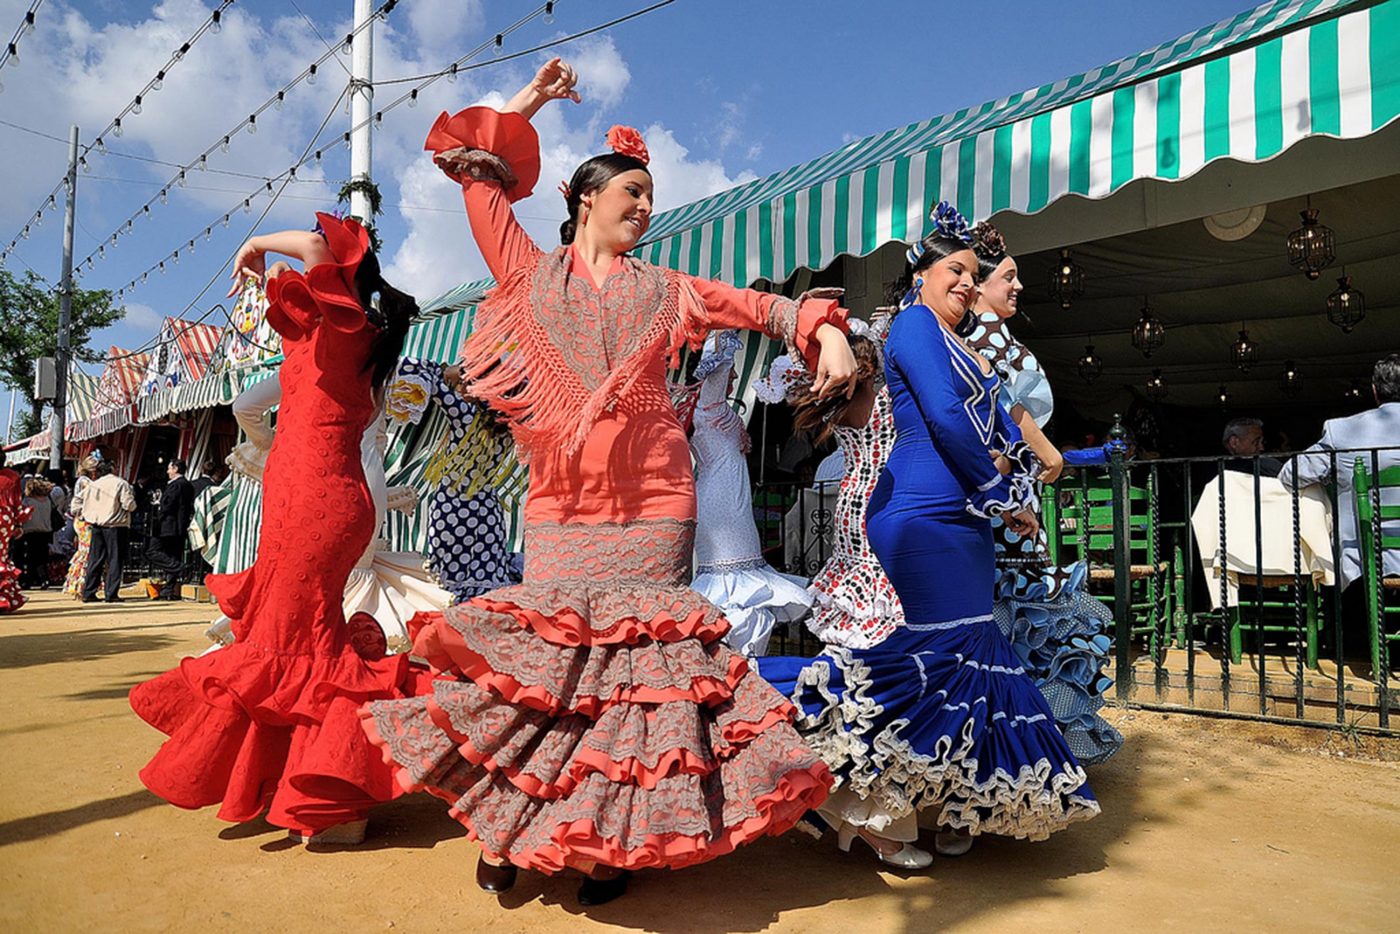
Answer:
(887, 311, 1034, 519)
(264, 213, 371, 339)
(424, 107, 544, 281)
(684, 277, 848, 372)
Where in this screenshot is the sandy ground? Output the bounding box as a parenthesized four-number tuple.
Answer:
(1, 590, 1397, 934)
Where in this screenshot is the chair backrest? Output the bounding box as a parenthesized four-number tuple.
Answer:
(1354, 458, 1400, 570)
(1060, 469, 1158, 564)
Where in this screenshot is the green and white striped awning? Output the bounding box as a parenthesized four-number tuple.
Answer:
(633, 0, 1398, 286)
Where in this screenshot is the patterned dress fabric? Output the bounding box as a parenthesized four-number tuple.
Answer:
(129, 215, 431, 834)
(397, 358, 521, 601)
(0, 469, 29, 613)
(62, 476, 93, 598)
(805, 386, 905, 650)
(690, 338, 812, 657)
(361, 107, 838, 874)
(763, 306, 1098, 842)
(967, 312, 1123, 765)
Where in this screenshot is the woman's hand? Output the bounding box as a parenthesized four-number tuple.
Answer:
(992, 453, 1012, 475)
(1005, 508, 1039, 538)
(504, 57, 581, 118)
(810, 324, 857, 400)
(227, 238, 265, 296)
(266, 260, 292, 280)
(1037, 447, 1065, 484)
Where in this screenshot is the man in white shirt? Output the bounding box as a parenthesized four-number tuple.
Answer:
(1280, 354, 1400, 590)
(72, 459, 137, 603)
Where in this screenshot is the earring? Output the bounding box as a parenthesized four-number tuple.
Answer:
(914, 277, 924, 290)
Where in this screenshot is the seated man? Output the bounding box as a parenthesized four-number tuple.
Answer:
(1280, 354, 1400, 589)
(1221, 416, 1284, 477)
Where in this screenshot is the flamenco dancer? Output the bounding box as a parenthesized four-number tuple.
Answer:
(0, 450, 29, 614)
(387, 357, 522, 602)
(129, 215, 432, 843)
(360, 58, 849, 905)
(62, 456, 99, 599)
(211, 367, 453, 655)
(762, 203, 1098, 869)
(965, 222, 1122, 764)
(689, 330, 812, 657)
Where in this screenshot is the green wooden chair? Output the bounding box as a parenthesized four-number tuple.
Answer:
(1047, 470, 1172, 656)
(1222, 574, 1321, 669)
(1354, 458, 1400, 677)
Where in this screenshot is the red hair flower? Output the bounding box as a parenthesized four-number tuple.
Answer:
(606, 125, 649, 165)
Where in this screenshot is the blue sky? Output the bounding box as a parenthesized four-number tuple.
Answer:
(0, 0, 1258, 394)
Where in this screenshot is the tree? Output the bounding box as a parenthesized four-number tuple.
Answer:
(0, 268, 124, 432)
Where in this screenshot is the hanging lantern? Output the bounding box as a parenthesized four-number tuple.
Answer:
(1131, 300, 1166, 357)
(1216, 384, 1231, 409)
(1231, 328, 1257, 373)
(1077, 344, 1103, 384)
(1280, 360, 1303, 397)
(1048, 248, 1085, 309)
(1286, 201, 1335, 280)
(1326, 274, 1366, 333)
(1145, 368, 1168, 402)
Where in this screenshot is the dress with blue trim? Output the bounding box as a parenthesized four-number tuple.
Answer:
(966, 312, 1122, 764)
(759, 306, 1098, 841)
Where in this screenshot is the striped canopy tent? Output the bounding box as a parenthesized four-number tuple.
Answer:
(139, 317, 223, 394)
(68, 348, 151, 442)
(5, 369, 101, 457)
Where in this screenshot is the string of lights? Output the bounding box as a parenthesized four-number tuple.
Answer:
(68, 0, 405, 276)
(0, 0, 43, 77)
(0, 1, 235, 263)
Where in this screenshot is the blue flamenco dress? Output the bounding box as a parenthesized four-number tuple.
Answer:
(760, 305, 1098, 841)
(966, 312, 1122, 765)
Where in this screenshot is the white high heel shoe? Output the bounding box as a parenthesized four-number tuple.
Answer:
(934, 830, 974, 857)
(836, 825, 934, 869)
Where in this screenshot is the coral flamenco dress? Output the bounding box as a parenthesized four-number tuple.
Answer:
(0, 468, 29, 614)
(129, 215, 429, 834)
(361, 107, 837, 874)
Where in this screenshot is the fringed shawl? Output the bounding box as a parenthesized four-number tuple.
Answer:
(459, 247, 710, 462)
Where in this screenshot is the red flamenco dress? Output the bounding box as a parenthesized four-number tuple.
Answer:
(360, 108, 836, 874)
(129, 215, 428, 834)
(0, 468, 29, 614)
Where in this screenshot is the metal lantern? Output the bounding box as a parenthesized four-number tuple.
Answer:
(1145, 368, 1168, 402)
(1326, 274, 1366, 333)
(1231, 328, 1257, 373)
(1077, 344, 1103, 384)
(1286, 203, 1335, 280)
(1048, 248, 1085, 309)
(1131, 301, 1166, 357)
(1216, 384, 1231, 409)
(1280, 360, 1303, 397)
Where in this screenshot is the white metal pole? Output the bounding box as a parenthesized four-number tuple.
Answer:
(349, 0, 374, 221)
(51, 124, 78, 469)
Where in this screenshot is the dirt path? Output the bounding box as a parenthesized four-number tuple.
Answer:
(2, 591, 1396, 933)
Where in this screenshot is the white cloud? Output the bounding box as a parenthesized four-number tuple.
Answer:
(120, 301, 164, 331)
(569, 37, 630, 109)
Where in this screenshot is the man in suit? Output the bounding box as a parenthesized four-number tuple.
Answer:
(1281, 354, 1400, 590)
(148, 458, 195, 600)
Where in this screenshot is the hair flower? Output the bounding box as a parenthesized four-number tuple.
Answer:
(929, 200, 972, 244)
(606, 125, 650, 164)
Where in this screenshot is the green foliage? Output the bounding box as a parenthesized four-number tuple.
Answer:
(335, 178, 384, 253)
(0, 267, 124, 425)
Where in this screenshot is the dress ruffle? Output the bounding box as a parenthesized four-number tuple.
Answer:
(805, 554, 904, 650)
(129, 634, 430, 831)
(362, 583, 832, 874)
(424, 107, 542, 202)
(264, 213, 369, 339)
(992, 561, 1123, 765)
(691, 564, 812, 658)
(760, 620, 1098, 841)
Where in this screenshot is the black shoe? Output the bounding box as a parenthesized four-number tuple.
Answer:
(104, 596, 124, 603)
(80, 596, 99, 603)
(475, 855, 518, 893)
(577, 870, 630, 906)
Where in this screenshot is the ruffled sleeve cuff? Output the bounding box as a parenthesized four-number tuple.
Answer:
(771, 290, 849, 372)
(265, 213, 369, 338)
(423, 106, 541, 203)
(966, 440, 1039, 520)
(385, 359, 435, 426)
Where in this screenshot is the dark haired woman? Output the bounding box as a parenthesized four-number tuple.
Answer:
(129, 215, 431, 843)
(387, 357, 522, 602)
(360, 58, 849, 904)
(966, 223, 1122, 765)
(767, 204, 1098, 867)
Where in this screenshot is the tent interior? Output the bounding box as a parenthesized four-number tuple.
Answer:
(752, 119, 1400, 470)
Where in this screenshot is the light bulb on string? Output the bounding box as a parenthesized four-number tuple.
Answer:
(173, 42, 189, 62)
(142, 272, 148, 283)
(20, 226, 28, 239)
(33, 210, 42, 227)
(187, 238, 195, 254)
(152, 70, 164, 91)
(343, 131, 351, 150)
(374, 110, 383, 126)
(306, 63, 318, 85)
(243, 199, 251, 214)
(543, 1, 555, 25)
(342, 33, 353, 55)
(447, 63, 458, 83)
(159, 261, 166, 274)
(95, 136, 107, 152)
(142, 205, 151, 216)
(204, 227, 212, 241)
(247, 114, 256, 134)
(407, 88, 418, 108)
(159, 188, 168, 204)
(131, 95, 142, 115)
(221, 214, 229, 228)
(220, 135, 230, 154)
(21, 12, 35, 37)
(313, 150, 322, 164)
(7, 43, 18, 66)
(196, 154, 207, 171)
(210, 10, 222, 34)
(80, 156, 90, 173)
(493, 34, 504, 57)
(177, 170, 187, 188)
(172, 250, 179, 265)
(112, 119, 122, 138)
(274, 91, 285, 111)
